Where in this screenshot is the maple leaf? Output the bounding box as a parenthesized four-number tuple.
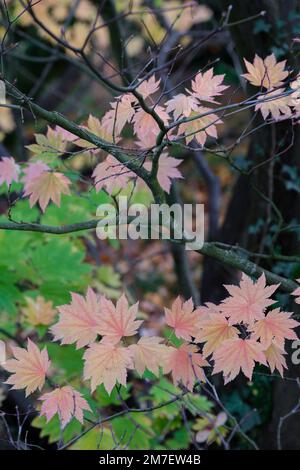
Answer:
(242, 54, 289, 89)
(102, 94, 135, 136)
(163, 343, 208, 391)
(133, 106, 170, 147)
(157, 154, 184, 193)
(250, 308, 299, 349)
(4, 339, 50, 396)
(51, 287, 103, 349)
(255, 89, 292, 121)
(129, 336, 170, 376)
(39, 385, 91, 428)
(165, 93, 198, 120)
(264, 343, 287, 377)
(213, 338, 267, 383)
(54, 126, 78, 143)
(220, 273, 279, 326)
(75, 114, 114, 149)
(92, 155, 135, 194)
(136, 76, 161, 99)
(22, 296, 57, 326)
(292, 279, 300, 304)
(0, 157, 20, 187)
(164, 297, 202, 341)
(195, 313, 239, 358)
(83, 341, 134, 393)
(144, 153, 183, 194)
(98, 294, 142, 345)
(22, 161, 50, 192)
(191, 68, 228, 103)
(23, 170, 71, 212)
(26, 126, 67, 157)
(178, 108, 222, 147)
(195, 302, 223, 325)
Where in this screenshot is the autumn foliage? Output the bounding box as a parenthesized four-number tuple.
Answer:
(2, 273, 299, 428)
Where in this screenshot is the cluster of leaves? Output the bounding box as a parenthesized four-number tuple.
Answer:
(0, 54, 299, 215)
(3, 273, 300, 434)
(242, 54, 300, 120)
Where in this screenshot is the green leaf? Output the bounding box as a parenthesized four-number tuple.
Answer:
(112, 415, 151, 449)
(94, 384, 130, 406)
(31, 415, 82, 444)
(149, 378, 181, 418)
(166, 427, 190, 450)
(70, 427, 115, 450)
(46, 343, 84, 380)
(30, 239, 91, 285)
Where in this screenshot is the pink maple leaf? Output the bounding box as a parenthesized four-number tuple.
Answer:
(4, 339, 50, 396)
(54, 126, 78, 143)
(191, 68, 228, 103)
(163, 343, 208, 391)
(22, 161, 50, 192)
(213, 338, 267, 383)
(98, 294, 143, 345)
(39, 385, 91, 428)
(132, 106, 170, 147)
(220, 273, 279, 326)
(23, 170, 71, 212)
(250, 308, 299, 349)
(164, 296, 202, 341)
(92, 155, 135, 194)
(51, 287, 103, 349)
(165, 93, 198, 120)
(136, 76, 161, 99)
(0, 157, 20, 187)
(83, 341, 134, 394)
(144, 154, 183, 193)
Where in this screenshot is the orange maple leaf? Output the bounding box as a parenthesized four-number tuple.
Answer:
(129, 336, 171, 376)
(23, 170, 71, 212)
(220, 273, 278, 326)
(242, 54, 289, 89)
(164, 297, 202, 341)
(83, 341, 134, 394)
(163, 343, 208, 391)
(213, 338, 267, 383)
(4, 339, 50, 396)
(195, 313, 239, 357)
(39, 385, 91, 428)
(51, 287, 103, 349)
(250, 308, 299, 349)
(97, 294, 142, 345)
